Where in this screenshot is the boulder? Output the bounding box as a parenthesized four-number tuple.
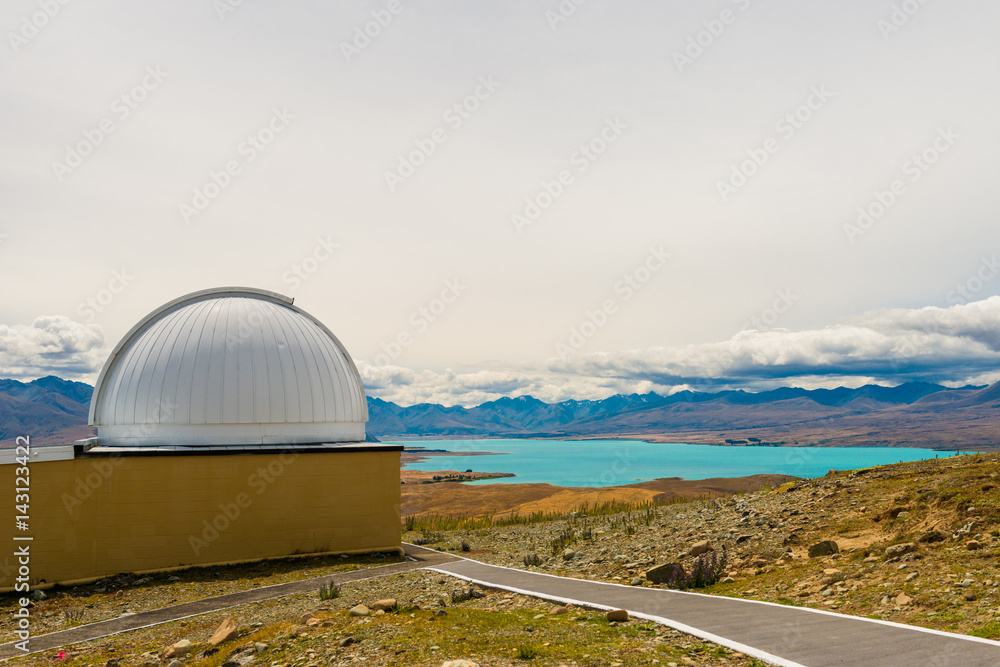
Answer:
(645, 562, 686, 585)
(162, 640, 192, 659)
(348, 604, 370, 617)
(895, 592, 912, 606)
(689, 540, 713, 557)
(441, 661, 479, 667)
(966, 540, 983, 550)
(884, 543, 916, 559)
(209, 617, 238, 645)
(549, 606, 568, 615)
(371, 599, 397, 612)
(299, 612, 316, 624)
(605, 609, 629, 622)
(807, 540, 839, 558)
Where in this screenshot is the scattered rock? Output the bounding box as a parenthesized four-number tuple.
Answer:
(645, 562, 686, 585)
(630, 577, 643, 586)
(299, 612, 316, 624)
(209, 617, 238, 645)
(606, 609, 629, 622)
(441, 661, 479, 667)
(550, 605, 568, 615)
(163, 639, 192, 659)
(340, 637, 355, 647)
(895, 592, 912, 606)
(689, 540, 713, 557)
(168, 661, 182, 667)
(253, 642, 268, 653)
(349, 604, 370, 617)
(371, 599, 397, 612)
(884, 543, 916, 559)
(32, 590, 47, 601)
(562, 549, 576, 561)
(966, 540, 983, 551)
(721, 576, 735, 584)
(808, 540, 839, 558)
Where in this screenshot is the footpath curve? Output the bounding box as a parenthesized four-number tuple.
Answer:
(424, 548, 1000, 667)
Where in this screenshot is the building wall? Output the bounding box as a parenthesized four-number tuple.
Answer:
(0, 449, 401, 590)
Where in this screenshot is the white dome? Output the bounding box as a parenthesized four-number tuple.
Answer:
(90, 287, 368, 446)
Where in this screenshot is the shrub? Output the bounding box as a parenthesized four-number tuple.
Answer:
(319, 582, 341, 600)
(523, 553, 543, 567)
(660, 549, 728, 590)
(451, 587, 484, 603)
(550, 529, 575, 555)
(460, 540, 471, 552)
(516, 645, 538, 660)
(413, 531, 445, 546)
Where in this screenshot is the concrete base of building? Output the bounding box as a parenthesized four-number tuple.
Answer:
(0, 443, 403, 591)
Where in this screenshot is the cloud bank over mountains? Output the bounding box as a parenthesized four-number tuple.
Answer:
(5, 298, 1000, 407)
(364, 297, 1000, 405)
(0, 316, 105, 382)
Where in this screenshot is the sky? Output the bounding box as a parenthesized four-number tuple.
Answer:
(2, 0, 1000, 406)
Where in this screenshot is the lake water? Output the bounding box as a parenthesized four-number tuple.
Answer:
(395, 439, 956, 487)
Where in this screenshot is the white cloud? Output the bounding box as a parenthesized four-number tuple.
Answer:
(6, 298, 1000, 407)
(0, 316, 106, 381)
(361, 297, 1000, 406)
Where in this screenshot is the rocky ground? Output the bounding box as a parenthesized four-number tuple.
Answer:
(5, 452, 1000, 666)
(409, 453, 1000, 639)
(7, 569, 764, 667)
(0, 555, 404, 644)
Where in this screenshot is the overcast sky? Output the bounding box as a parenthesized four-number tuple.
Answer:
(2, 1, 1000, 406)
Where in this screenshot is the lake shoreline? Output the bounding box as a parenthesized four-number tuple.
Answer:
(396, 438, 955, 489)
(387, 433, 996, 452)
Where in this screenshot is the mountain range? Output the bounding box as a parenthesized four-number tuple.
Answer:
(3, 377, 999, 450)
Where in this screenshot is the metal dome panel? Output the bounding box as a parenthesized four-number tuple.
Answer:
(90, 287, 368, 446)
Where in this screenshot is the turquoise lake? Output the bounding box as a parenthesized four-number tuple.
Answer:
(395, 439, 959, 487)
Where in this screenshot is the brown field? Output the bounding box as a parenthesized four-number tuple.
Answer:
(400, 473, 794, 518)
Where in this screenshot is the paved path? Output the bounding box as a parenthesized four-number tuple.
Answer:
(427, 553, 1000, 667)
(0, 550, 458, 661)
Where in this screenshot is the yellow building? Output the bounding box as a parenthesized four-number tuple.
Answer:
(1, 287, 401, 590)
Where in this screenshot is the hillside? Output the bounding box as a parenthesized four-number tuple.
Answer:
(2, 453, 999, 666)
(0, 377, 94, 445)
(3, 377, 999, 449)
(368, 382, 1000, 450)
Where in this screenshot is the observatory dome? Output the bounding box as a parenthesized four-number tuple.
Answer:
(89, 287, 368, 447)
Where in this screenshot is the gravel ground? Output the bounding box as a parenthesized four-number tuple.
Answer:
(409, 455, 1000, 637)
